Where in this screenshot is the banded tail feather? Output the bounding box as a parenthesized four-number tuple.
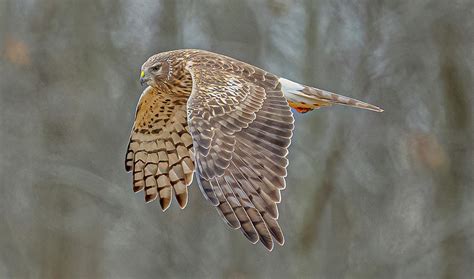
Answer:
(279, 78, 383, 113)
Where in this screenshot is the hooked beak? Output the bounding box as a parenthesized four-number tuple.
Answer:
(139, 70, 148, 86)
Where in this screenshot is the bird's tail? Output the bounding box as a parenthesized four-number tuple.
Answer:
(279, 77, 383, 113)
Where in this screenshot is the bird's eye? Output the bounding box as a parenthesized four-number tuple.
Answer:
(151, 64, 161, 72)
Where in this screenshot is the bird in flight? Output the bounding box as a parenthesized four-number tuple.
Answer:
(125, 49, 382, 251)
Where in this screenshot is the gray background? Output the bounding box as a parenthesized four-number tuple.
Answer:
(1, 0, 473, 278)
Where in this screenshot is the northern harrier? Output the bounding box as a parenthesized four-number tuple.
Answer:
(125, 49, 382, 250)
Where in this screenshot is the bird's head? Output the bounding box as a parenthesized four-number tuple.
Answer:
(139, 54, 171, 88)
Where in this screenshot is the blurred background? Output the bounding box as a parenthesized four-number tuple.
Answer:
(1, 0, 473, 278)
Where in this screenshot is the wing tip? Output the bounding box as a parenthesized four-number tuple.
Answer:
(262, 235, 285, 251)
(133, 185, 144, 193)
(177, 194, 188, 209)
(276, 235, 285, 246)
(263, 241, 274, 251)
(159, 197, 172, 211)
(145, 194, 158, 203)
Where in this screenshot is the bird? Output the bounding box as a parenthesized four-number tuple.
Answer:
(125, 49, 382, 251)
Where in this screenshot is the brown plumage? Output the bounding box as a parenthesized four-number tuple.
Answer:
(125, 49, 382, 250)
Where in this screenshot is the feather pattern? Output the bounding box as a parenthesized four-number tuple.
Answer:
(186, 57, 294, 250)
(125, 85, 195, 210)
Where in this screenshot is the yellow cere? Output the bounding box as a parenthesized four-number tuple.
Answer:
(140, 70, 145, 78)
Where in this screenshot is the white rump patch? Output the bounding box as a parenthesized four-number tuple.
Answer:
(279, 78, 304, 96)
(279, 77, 313, 104)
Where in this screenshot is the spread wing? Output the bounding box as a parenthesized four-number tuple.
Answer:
(186, 59, 294, 250)
(125, 86, 195, 210)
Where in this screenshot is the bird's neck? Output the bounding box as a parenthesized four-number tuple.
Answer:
(163, 67, 193, 97)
